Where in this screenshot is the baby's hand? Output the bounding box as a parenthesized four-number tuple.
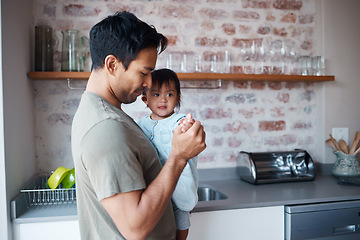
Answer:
(179, 113, 195, 133)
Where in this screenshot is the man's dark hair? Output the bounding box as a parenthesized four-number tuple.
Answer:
(150, 68, 181, 108)
(89, 11, 168, 70)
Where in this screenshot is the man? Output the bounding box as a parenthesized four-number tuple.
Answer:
(71, 11, 206, 240)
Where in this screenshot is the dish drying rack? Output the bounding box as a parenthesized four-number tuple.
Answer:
(20, 172, 76, 207)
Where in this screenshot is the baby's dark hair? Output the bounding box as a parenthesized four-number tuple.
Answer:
(149, 68, 181, 108)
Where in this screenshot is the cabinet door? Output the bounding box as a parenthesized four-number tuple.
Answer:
(17, 220, 80, 240)
(188, 206, 284, 240)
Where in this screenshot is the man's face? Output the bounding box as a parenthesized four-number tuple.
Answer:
(111, 47, 157, 105)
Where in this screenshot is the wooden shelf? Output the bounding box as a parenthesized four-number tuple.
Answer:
(177, 73, 334, 82)
(28, 71, 335, 82)
(28, 71, 90, 80)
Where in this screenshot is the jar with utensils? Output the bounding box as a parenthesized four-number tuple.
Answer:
(332, 151, 360, 177)
(325, 131, 360, 177)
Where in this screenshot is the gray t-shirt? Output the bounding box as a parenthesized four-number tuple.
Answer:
(71, 91, 176, 239)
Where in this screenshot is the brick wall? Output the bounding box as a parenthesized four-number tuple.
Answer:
(33, 0, 321, 171)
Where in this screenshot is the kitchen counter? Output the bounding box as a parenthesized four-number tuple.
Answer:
(11, 168, 360, 223)
(194, 174, 360, 212)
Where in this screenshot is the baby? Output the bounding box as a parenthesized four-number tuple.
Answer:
(137, 68, 198, 240)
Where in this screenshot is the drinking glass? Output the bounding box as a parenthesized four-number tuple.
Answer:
(210, 55, 218, 73)
(224, 50, 231, 73)
(195, 55, 202, 72)
(298, 56, 312, 75)
(311, 56, 325, 76)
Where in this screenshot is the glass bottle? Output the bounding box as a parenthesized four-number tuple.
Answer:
(61, 29, 88, 72)
(35, 26, 53, 71)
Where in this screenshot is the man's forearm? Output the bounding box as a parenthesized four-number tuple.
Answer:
(102, 122, 205, 239)
(138, 152, 188, 226)
(102, 152, 188, 240)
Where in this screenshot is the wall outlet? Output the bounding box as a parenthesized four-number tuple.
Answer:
(332, 128, 349, 144)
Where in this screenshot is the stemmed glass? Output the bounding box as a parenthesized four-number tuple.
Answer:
(268, 40, 282, 74)
(282, 40, 298, 74)
(280, 41, 287, 74)
(257, 39, 268, 74)
(240, 40, 251, 62)
(250, 40, 256, 61)
(239, 40, 252, 74)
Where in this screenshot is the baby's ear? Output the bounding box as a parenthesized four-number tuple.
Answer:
(141, 95, 147, 104)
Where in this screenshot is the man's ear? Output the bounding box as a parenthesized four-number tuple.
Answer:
(104, 55, 118, 74)
(142, 95, 148, 105)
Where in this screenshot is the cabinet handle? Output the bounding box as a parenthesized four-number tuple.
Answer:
(333, 225, 356, 234)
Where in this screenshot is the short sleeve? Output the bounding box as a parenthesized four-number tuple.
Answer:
(80, 119, 146, 201)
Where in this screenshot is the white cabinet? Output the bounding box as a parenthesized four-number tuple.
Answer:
(188, 206, 284, 240)
(13, 220, 80, 240)
(13, 206, 283, 240)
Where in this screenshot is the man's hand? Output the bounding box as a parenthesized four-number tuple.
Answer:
(171, 114, 206, 164)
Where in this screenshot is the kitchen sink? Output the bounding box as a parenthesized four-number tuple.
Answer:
(197, 185, 228, 201)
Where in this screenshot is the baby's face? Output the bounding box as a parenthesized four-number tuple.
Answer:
(144, 81, 180, 120)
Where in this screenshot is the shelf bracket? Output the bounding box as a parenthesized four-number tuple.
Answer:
(67, 78, 86, 90)
(181, 79, 222, 89)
